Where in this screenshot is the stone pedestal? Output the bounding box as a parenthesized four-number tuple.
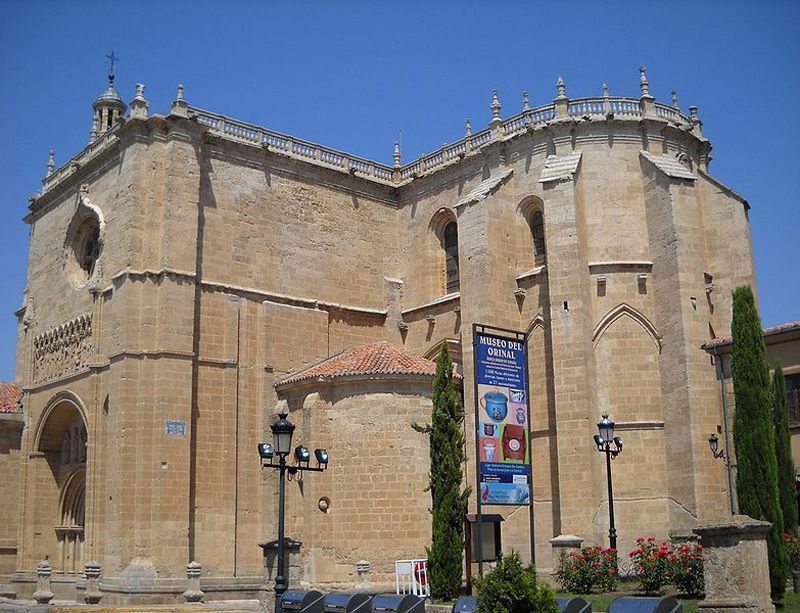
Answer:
(693, 515, 774, 613)
(32, 560, 53, 605)
(550, 534, 584, 564)
(259, 539, 303, 613)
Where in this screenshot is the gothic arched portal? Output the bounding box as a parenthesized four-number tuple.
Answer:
(28, 393, 88, 573)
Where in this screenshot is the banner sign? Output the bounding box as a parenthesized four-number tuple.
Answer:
(474, 328, 531, 505)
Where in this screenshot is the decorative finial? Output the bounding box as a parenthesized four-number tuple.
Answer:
(639, 65, 651, 98)
(171, 84, 188, 118)
(105, 51, 119, 83)
(689, 105, 699, 121)
(602, 83, 613, 118)
(465, 118, 472, 137)
(131, 84, 149, 119)
(556, 75, 566, 99)
(393, 141, 401, 168)
(46, 149, 55, 177)
(671, 90, 679, 108)
(522, 91, 530, 111)
(490, 90, 502, 123)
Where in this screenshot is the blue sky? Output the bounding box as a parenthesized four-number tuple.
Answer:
(1, 1, 798, 381)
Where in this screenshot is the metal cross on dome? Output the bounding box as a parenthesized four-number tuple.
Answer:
(106, 51, 119, 77)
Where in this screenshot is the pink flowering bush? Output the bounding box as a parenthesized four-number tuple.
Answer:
(669, 542, 704, 598)
(628, 537, 704, 597)
(554, 546, 618, 593)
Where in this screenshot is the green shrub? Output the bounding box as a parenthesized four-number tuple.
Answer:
(554, 546, 618, 593)
(474, 551, 558, 613)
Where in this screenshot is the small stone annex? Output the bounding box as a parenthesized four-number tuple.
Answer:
(2, 65, 759, 604)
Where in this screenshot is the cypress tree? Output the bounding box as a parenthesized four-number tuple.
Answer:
(731, 285, 787, 600)
(413, 344, 470, 600)
(772, 365, 798, 533)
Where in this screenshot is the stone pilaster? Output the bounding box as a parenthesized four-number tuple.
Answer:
(642, 159, 727, 528)
(540, 172, 598, 542)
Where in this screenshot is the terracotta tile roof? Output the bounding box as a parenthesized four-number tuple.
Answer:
(703, 319, 800, 350)
(0, 382, 22, 414)
(276, 342, 438, 388)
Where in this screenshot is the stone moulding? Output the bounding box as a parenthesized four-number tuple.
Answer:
(516, 265, 547, 286)
(107, 267, 388, 317)
(592, 302, 662, 353)
(32, 314, 93, 384)
(587, 261, 653, 275)
(400, 292, 460, 318)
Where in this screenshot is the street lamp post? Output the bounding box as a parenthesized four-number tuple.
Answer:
(593, 414, 623, 551)
(258, 411, 329, 612)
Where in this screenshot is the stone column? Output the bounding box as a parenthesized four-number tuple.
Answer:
(693, 515, 774, 613)
(84, 560, 103, 604)
(183, 560, 204, 603)
(32, 560, 53, 605)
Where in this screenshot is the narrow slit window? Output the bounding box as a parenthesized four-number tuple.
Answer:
(443, 221, 460, 293)
(531, 210, 546, 266)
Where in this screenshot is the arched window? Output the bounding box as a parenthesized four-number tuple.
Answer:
(531, 210, 546, 266)
(443, 221, 460, 293)
(57, 468, 85, 573)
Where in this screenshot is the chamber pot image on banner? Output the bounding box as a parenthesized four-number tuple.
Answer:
(480, 390, 508, 422)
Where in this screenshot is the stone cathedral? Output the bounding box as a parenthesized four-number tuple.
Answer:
(1, 66, 755, 604)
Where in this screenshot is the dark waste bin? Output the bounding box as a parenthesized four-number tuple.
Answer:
(324, 592, 373, 612)
(556, 596, 592, 612)
(281, 589, 325, 612)
(452, 596, 478, 612)
(608, 596, 682, 613)
(371, 594, 425, 613)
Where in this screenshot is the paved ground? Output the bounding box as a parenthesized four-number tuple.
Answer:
(0, 600, 259, 613)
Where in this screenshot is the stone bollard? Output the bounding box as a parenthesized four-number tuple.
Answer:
(355, 560, 371, 589)
(693, 515, 774, 613)
(32, 560, 53, 605)
(183, 560, 205, 603)
(84, 560, 103, 604)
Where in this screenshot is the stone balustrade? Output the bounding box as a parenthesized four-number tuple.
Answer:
(37, 78, 696, 197)
(187, 89, 691, 186)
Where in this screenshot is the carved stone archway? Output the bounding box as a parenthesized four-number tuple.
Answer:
(28, 394, 88, 573)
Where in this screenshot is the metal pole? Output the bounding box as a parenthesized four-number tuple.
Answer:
(274, 455, 288, 612)
(714, 349, 736, 514)
(521, 330, 535, 567)
(472, 324, 484, 578)
(605, 447, 617, 551)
